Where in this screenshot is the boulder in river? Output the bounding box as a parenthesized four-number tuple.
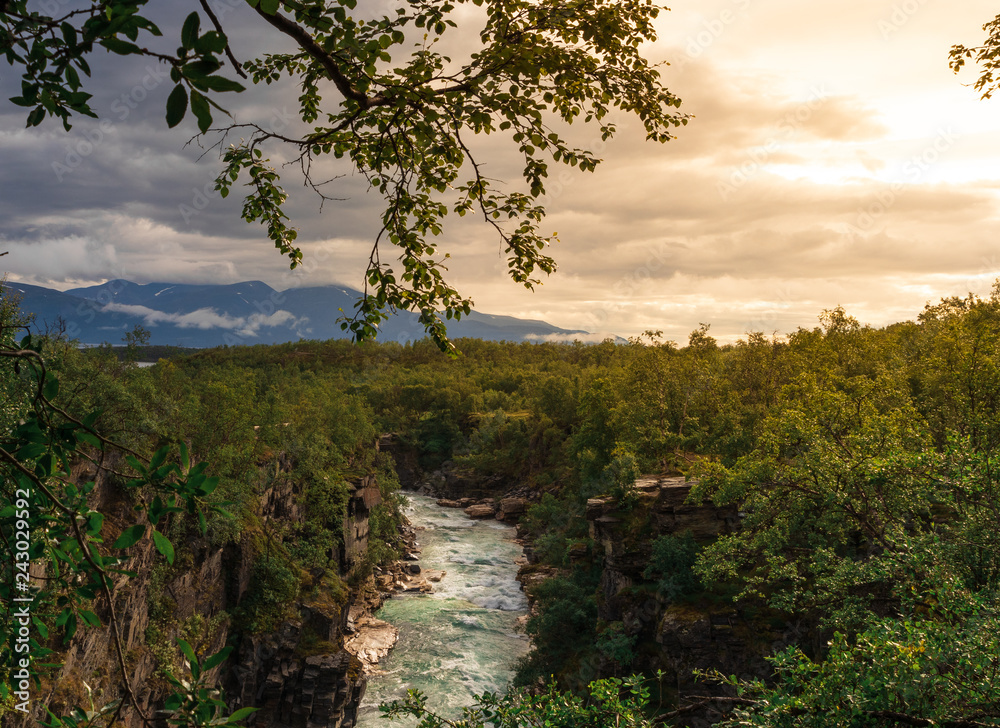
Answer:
(465, 503, 496, 519)
(401, 577, 434, 593)
(497, 497, 528, 521)
(345, 617, 399, 672)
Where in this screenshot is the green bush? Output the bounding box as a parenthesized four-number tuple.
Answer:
(516, 566, 601, 689)
(596, 621, 637, 673)
(604, 450, 640, 509)
(643, 531, 701, 601)
(238, 555, 300, 633)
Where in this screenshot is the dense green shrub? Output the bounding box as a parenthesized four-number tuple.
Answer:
(596, 621, 637, 673)
(238, 555, 300, 634)
(516, 565, 602, 689)
(643, 531, 701, 601)
(365, 453, 407, 569)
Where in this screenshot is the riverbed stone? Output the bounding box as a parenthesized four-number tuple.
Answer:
(345, 617, 399, 670)
(497, 497, 528, 522)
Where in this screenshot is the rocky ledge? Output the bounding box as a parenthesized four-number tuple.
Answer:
(344, 613, 398, 672)
(435, 496, 529, 522)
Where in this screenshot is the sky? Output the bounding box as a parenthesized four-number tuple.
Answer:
(3, 0, 1000, 344)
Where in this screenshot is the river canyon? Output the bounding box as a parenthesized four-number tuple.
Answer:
(356, 495, 529, 726)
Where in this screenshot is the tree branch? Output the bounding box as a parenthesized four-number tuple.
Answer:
(199, 0, 247, 79)
(252, 7, 385, 108)
(865, 711, 999, 728)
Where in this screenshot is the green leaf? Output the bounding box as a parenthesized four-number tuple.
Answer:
(177, 638, 197, 666)
(181, 12, 200, 49)
(153, 462, 178, 481)
(179, 442, 190, 472)
(127, 454, 146, 476)
(86, 512, 104, 536)
(99, 37, 142, 55)
(259, 0, 280, 15)
(148, 495, 165, 524)
(33, 616, 49, 639)
(77, 431, 101, 448)
(17, 442, 47, 461)
(226, 707, 258, 724)
(26, 106, 46, 127)
(152, 530, 175, 564)
(164, 694, 183, 711)
(55, 608, 71, 627)
(202, 646, 233, 672)
(190, 89, 212, 133)
(63, 613, 77, 643)
(198, 476, 220, 496)
(43, 374, 59, 399)
(198, 75, 244, 93)
(196, 30, 228, 55)
(83, 409, 102, 428)
(166, 84, 188, 128)
(112, 524, 146, 549)
(150, 445, 169, 470)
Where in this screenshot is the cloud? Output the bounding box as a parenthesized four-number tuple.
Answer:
(524, 332, 625, 344)
(101, 303, 242, 329)
(99, 302, 307, 337)
(4, 0, 1000, 347)
(237, 310, 308, 337)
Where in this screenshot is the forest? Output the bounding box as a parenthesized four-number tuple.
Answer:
(2, 281, 1000, 727)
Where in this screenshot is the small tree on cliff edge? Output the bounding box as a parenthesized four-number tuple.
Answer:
(1, 0, 687, 351)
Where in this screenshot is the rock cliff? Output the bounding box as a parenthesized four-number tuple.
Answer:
(586, 476, 801, 721)
(15, 456, 391, 728)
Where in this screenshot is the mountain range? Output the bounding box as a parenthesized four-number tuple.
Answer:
(1, 279, 594, 348)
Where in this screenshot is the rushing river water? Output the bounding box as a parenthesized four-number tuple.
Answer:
(355, 494, 529, 726)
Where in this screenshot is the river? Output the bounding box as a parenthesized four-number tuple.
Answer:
(355, 494, 529, 726)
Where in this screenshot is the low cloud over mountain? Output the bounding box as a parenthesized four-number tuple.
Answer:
(3, 279, 594, 348)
